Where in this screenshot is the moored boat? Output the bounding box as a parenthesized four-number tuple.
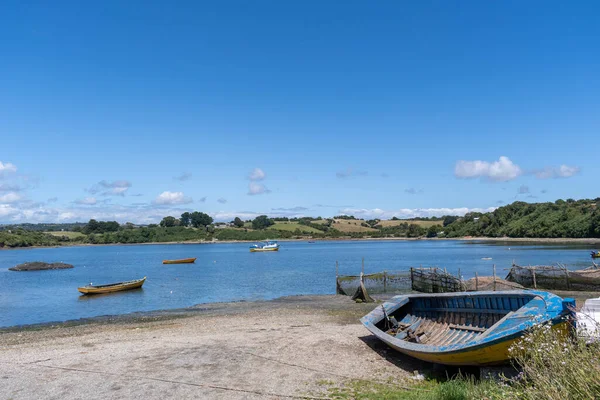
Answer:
(249, 240, 279, 252)
(162, 258, 197, 264)
(78, 277, 146, 295)
(360, 290, 575, 366)
(591, 251, 600, 259)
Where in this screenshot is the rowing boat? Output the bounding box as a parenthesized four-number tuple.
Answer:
(78, 277, 146, 295)
(162, 258, 197, 264)
(361, 290, 575, 366)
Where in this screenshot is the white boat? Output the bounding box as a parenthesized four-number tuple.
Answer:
(577, 297, 600, 342)
(250, 240, 279, 252)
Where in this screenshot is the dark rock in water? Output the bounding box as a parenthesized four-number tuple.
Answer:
(9, 262, 74, 271)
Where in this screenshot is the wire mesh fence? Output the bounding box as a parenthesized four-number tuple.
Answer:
(336, 266, 465, 296)
(506, 263, 600, 291)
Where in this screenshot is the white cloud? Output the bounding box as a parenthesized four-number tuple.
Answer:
(455, 156, 522, 182)
(74, 197, 97, 205)
(405, 188, 423, 195)
(0, 161, 17, 177)
(0, 192, 22, 203)
(336, 168, 368, 179)
(517, 185, 530, 194)
(88, 180, 132, 196)
(534, 165, 581, 179)
(248, 168, 266, 181)
(0, 204, 19, 218)
(174, 172, 192, 181)
(338, 207, 497, 220)
(153, 191, 193, 205)
(248, 182, 271, 196)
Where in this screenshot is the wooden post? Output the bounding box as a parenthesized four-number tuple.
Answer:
(335, 261, 339, 292)
(532, 267, 537, 289)
(475, 271, 479, 291)
(410, 267, 414, 290)
(564, 267, 570, 290)
(383, 270, 387, 293)
(458, 268, 461, 291)
(362, 257, 365, 275)
(493, 264, 497, 291)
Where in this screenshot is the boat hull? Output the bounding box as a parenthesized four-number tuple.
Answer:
(361, 290, 574, 366)
(78, 277, 146, 295)
(163, 258, 197, 264)
(373, 320, 570, 366)
(250, 247, 279, 252)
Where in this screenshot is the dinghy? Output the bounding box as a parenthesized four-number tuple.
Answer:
(163, 258, 196, 264)
(361, 290, 575, 366)
(78, 277, 146, 295)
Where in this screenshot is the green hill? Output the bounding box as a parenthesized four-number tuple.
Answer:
(443, 198, 600, 238)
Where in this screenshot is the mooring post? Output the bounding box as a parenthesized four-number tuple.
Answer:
(362, 257, 365, 275)
(475, 271, 479, 291)
(335, 261, 339, 293)
(383, 270, 387, 293)
(458, 268, 462, 291)
(493, 264, 497, 291)
(564, 266, 571, 290)
(532, 267, 537, 289)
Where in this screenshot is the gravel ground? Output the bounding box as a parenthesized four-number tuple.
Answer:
(0, 295, 423, 400)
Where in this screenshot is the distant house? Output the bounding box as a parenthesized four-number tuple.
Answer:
(473, 217, 480, 221)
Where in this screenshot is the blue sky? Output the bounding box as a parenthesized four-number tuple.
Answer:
(1, 1, 598, 223)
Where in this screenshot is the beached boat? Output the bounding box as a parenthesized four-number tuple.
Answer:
(591, 251, 600, 259)
(361, 290, 575, 366)
(78, 277, 146, 295)
(162, 258, 197, 264)
(249, 240, 279, 252)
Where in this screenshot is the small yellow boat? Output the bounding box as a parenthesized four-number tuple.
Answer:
(162, 258, 197, 264)
(78, 277, 146, 295)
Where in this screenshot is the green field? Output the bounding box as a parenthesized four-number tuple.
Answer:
(268, 222, 323, 234)
(377, 219, 442, 228)
(45, 231, 86, 239)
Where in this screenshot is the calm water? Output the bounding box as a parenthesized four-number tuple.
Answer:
(0, 240, 597, 327)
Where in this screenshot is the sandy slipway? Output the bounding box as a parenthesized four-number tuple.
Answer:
(0, 295, 427, 400)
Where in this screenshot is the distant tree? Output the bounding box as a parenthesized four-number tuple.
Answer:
(84, 219, 100, 234)
(206, 224, 215, 234)
(442, 215, 459, 227)
(180, 212, 192, 227)
(190, 211, 213, 228)
(160, 216, 178, 227)
(233, 217, 244, 228)
(407, 224, 425, 237)
(252, 215, 274, 230)
(124, 222, 136, 230)
(391, 216, 399, 221)
(148, 224, 158, 228)
(426, 224, 443, 238)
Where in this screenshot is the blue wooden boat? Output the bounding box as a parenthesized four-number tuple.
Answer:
(360, 290, 575, 366)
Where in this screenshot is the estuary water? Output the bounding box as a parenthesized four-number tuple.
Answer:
(0, 240, 597, 327)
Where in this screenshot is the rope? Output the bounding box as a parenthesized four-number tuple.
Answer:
(12, 361, 329, 400)
(241, 351, 430, 392)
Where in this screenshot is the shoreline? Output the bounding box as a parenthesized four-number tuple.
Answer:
(2, 235, 600, 251)
(0, 294, 376, 337)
